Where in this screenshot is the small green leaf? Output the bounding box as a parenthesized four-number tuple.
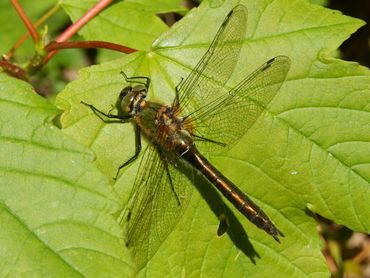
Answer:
(56, 0, 369, 276)
(0, 74, 134, 276)
(0, 0, 68, 59)
(60, 0, 187, 51)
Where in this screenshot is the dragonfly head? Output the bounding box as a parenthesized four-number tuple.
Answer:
(118, 85, 147, 116)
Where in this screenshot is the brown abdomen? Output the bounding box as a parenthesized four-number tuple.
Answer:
(181, 147, 283, 241)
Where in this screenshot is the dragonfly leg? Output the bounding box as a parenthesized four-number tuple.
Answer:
(175, 77, 184, 92)
(173, 77, 184, 107)
(81, 101, 131, 122)
(163, 158, 181, 206)
(192, 134, 226, 147)
(114, 125, 142, 180)
(120, 71, 150, 90)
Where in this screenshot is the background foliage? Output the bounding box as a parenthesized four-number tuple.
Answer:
(0, 0, 369, 277)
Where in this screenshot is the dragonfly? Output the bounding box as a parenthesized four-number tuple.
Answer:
(81, 5, 290, 268)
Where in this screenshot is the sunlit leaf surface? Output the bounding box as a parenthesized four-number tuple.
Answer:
(2, 0, 368, 276)
(57, 0, 369, 276)
(0, 74, 134, 277)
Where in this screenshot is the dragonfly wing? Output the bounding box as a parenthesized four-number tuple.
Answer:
(174, 5, 247, 116)
(186, 56, 291, 155)
(123, 144, 193, 268)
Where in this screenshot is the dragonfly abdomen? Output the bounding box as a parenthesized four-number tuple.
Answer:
(182, 147, 283, 242)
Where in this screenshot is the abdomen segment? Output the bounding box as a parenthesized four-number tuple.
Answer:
(182, 147, 283, 242)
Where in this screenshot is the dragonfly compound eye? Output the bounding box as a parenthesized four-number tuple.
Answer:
(119, 85, 148, 116)
(117, 86, 133, 115)
(119, 86, 132, 100)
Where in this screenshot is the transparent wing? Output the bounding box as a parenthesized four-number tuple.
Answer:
(122, 144, 193, 268)
(186, 56, 291, 154)
(174, 5, 247, 116)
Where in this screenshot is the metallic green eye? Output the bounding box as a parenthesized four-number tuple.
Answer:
(119, 85, 147, 116)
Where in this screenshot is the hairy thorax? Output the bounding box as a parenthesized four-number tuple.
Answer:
(134, 101, 194, 157)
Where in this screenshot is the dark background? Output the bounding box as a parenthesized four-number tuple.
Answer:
(329, 0, 370, 67)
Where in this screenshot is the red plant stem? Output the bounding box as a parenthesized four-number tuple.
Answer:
(6, 3, 60, 59)
(44, 0, 113, 63)
(10, 0, 39, 42)
(45, 41, 136, 54)
(0, 59, 27, 81)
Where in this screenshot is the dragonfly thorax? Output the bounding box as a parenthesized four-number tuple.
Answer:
(154, 107, 194, 157)
(118, 85, 147, 116)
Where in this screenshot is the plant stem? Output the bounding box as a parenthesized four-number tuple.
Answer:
(44, 0, 113, 63)
(10, 0, 39, 43)
(6, 3, 60, 59)
(0, 59, 27, 81)
(45, 41, 136, 54)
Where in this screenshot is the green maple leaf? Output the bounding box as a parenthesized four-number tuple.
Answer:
(0, 74, 134, 277)
(1, 0, 369, 277)
(60, 0, 187, 51)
